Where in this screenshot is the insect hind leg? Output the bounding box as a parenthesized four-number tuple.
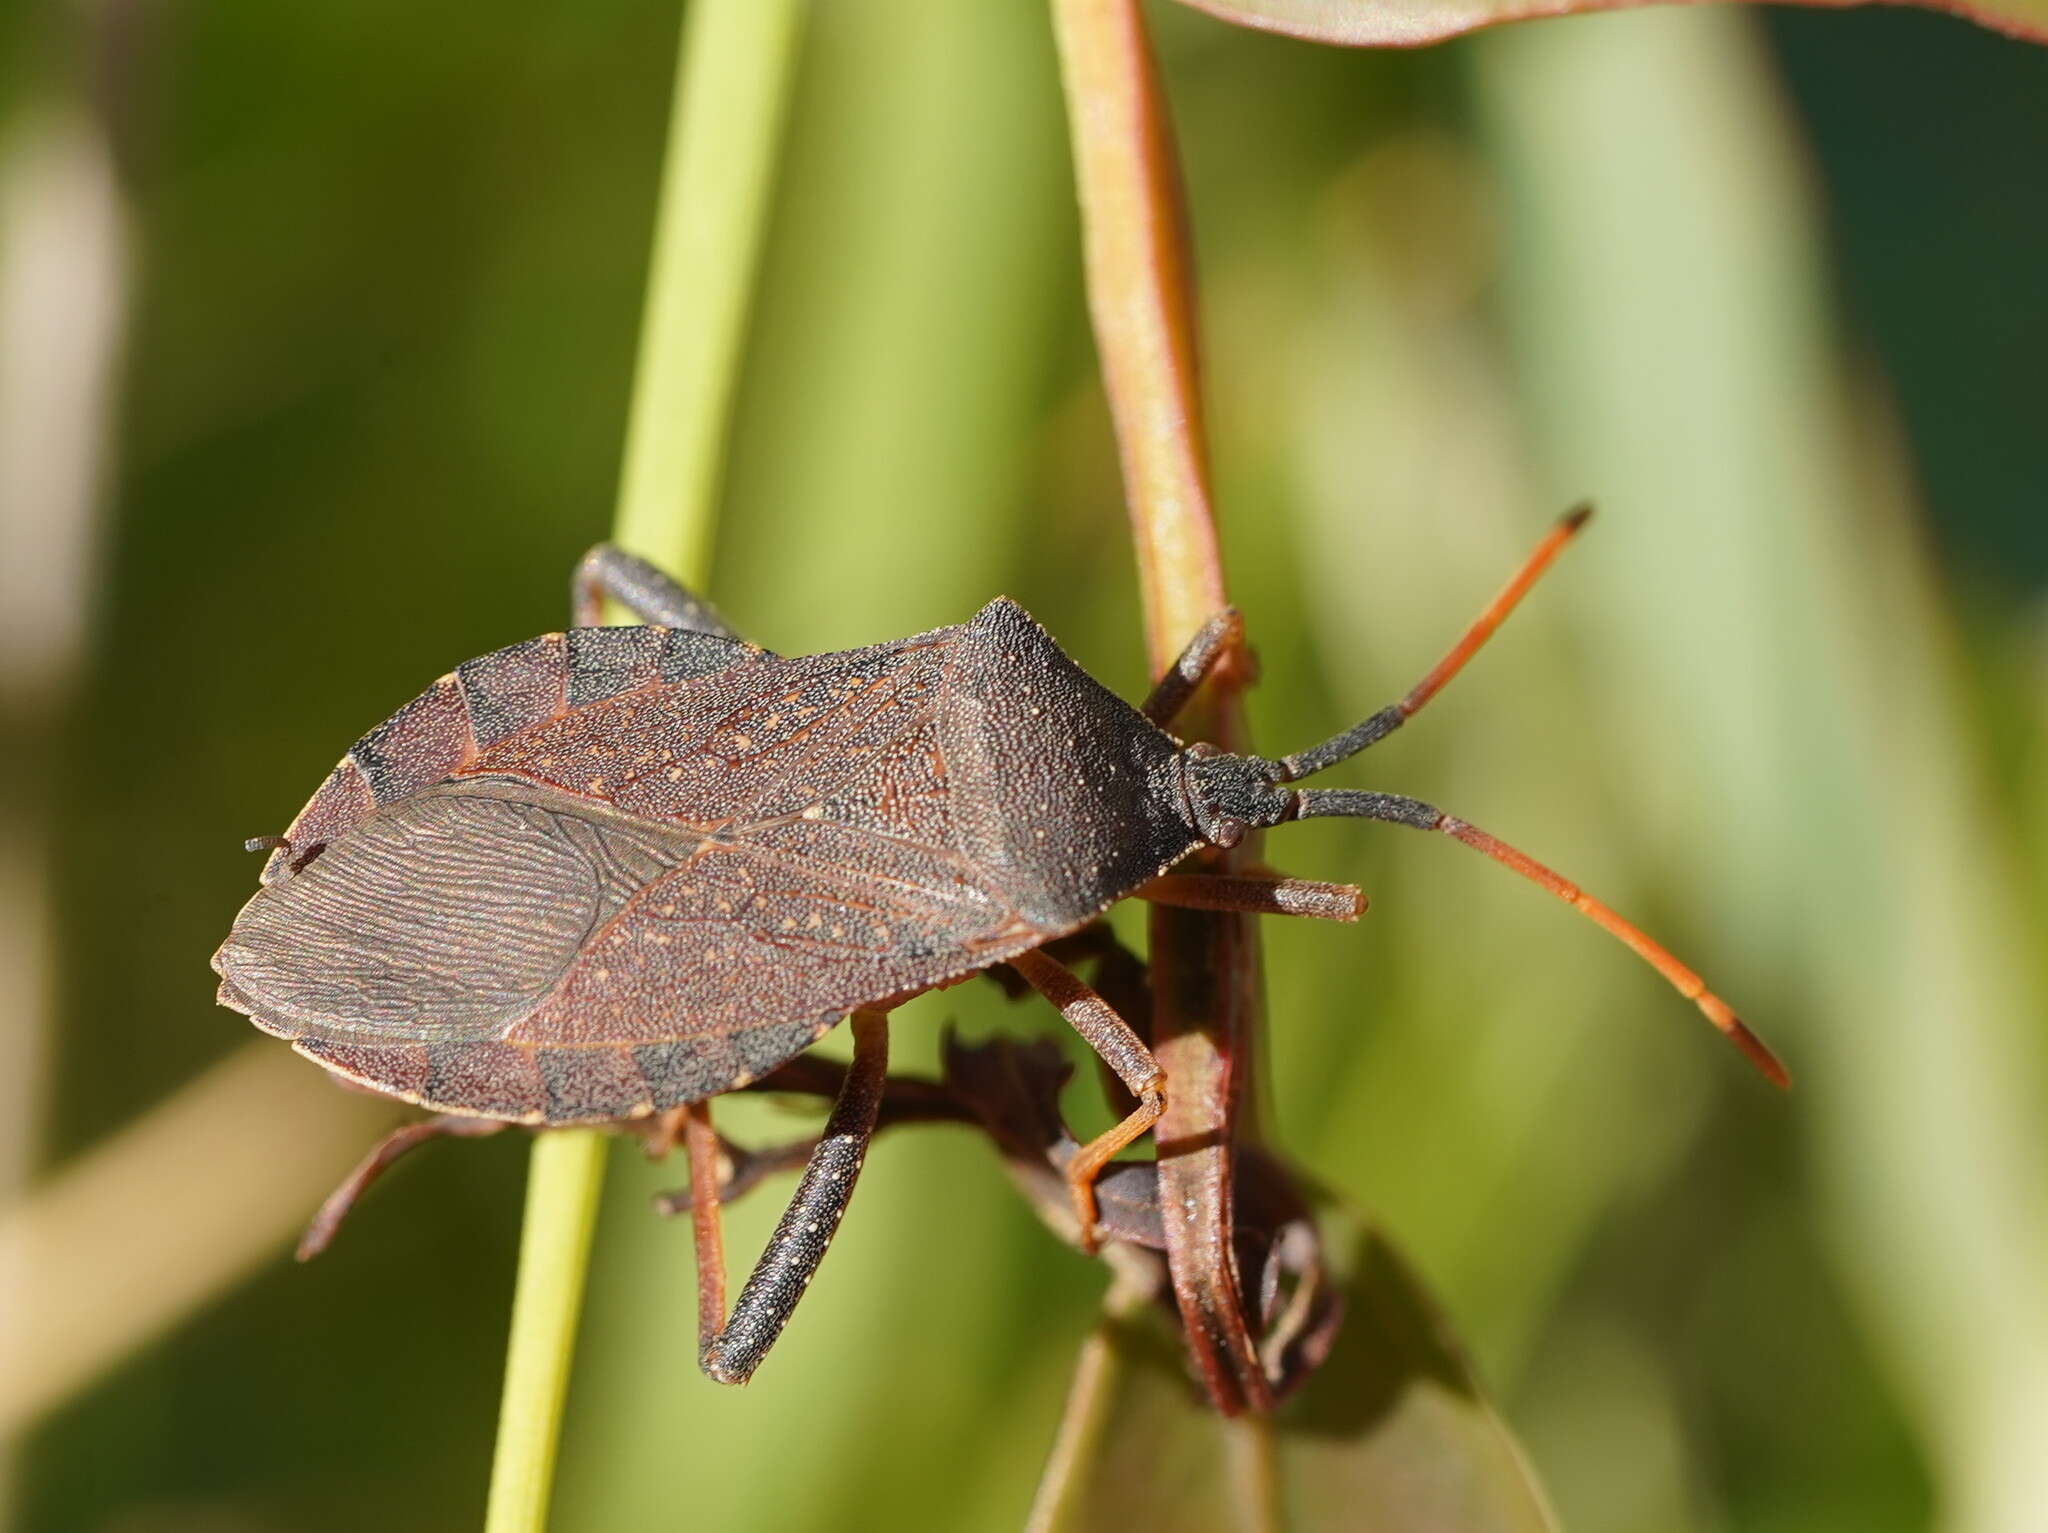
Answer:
(572, 544, 739, 636)
(696, 1008, 891, 1385)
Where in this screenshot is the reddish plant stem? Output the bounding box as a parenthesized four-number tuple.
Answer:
(1049, 0, 1272, 1415)
(1049, 0, 1221, 662)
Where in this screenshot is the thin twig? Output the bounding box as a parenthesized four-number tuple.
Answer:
(482, 3, 805, 1529)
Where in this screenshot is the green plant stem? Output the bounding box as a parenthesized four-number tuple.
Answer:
(483, 1132, 608, 1533)
(1023, 1273, 1151, 1533)
(613, 0, 808, 576)
(482, 4, 805, 1530)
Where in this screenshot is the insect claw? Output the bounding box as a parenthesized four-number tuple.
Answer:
(1071, 1203, 1104, 1258)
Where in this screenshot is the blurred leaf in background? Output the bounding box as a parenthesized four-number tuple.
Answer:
(4, 0, 2046, 1530)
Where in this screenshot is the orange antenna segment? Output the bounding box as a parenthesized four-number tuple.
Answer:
(1292, 788, 1789, 1089)
(1400, 502, 1591, 719)
(1276, 504, 1592, 782)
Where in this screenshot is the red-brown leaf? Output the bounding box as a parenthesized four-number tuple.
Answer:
(1173, 0, 2048, 48)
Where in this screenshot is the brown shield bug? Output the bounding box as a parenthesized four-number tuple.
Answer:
(214, 509, 1784, 1383)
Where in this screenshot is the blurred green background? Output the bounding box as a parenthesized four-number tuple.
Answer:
(4, 2, 2046, 1530)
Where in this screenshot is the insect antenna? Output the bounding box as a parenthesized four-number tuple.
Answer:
(1273, 504, 1591, 783)
(1291, 789, 1789, 1088)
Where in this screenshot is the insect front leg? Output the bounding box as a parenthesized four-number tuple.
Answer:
(696, 1008, 891, 1385)
(571, 543, 739, 635)
(1135, 871, 1364, 922)
(1006, 947, 1165, 1256)
(1139, 607, 1246, 726)
(296, 1115, 508, 1261)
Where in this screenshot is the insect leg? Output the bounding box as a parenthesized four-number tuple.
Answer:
(1136, 871, 1364, 922)
(1139, 608, 1245, 726)
(985, 919, 1147, 1009)
(679, 1101, 729, 1359)
(1058, 924, 1154, 1056)
(699, 1008, 891, 1385)
(296, 1115, 507, 1261)
(742, 1054, 968, 1126)
(982, 921, 1153, 1118)
(1007, 947, 1165, 1255)
(655, 1134, 820, 1216)
(655, 1063, 979, 1216)
(570, 543, 739, 635)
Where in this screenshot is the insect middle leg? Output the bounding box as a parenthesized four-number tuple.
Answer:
(987, 920, 1153, 1119)
(571, 543, 739, 636)
(694, 1007, 892, 1385)
(1006, 947, 1165, 1255)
